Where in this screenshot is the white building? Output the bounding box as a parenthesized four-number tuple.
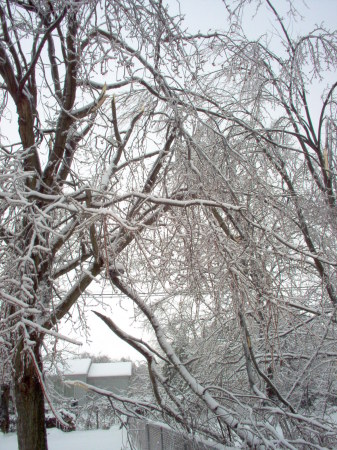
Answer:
(52, 358, 133, 401)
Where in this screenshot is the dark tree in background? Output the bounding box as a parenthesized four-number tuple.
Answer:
(0, 384, 10, 433)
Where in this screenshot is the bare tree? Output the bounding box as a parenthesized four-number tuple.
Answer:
(0, 1, 222, 448)
(1, 0, 336, 449)
(91, 1, 337, 448)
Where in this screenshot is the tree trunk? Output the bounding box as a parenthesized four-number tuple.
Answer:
(0, 384, 10, 433)
(14, 341, 48, 450)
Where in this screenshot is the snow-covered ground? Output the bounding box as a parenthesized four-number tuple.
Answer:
(0, 426, 131, 450)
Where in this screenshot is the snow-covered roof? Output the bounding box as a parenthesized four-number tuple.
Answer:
(63, 358, 92, 376)
(50, 358, 132, 378)
(88, 362, 132, 378)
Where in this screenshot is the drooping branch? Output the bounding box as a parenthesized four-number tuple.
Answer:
(108, 274, 265, 447)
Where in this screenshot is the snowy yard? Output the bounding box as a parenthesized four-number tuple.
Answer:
(0, 426, 131, 450)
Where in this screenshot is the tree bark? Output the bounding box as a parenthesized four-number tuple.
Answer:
(14, 341, 48, 450)
(0, 384, 10, 433)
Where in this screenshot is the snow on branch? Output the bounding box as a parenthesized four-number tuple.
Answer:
(21, 318, 82, 345)
(111, 192, 244, 211)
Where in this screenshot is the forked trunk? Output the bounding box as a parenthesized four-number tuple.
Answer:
(14, 341, 48, 450)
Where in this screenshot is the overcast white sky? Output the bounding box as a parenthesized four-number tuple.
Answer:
(60, 0, 337, 362)
(171, 0, 337, 34)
